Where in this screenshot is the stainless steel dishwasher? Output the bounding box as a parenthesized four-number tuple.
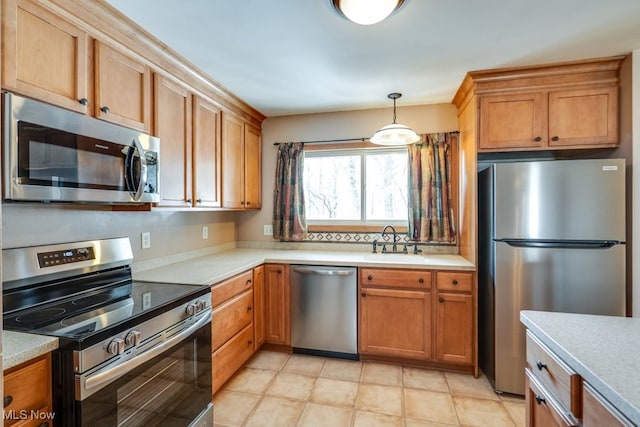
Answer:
(290, 265, 358, 359)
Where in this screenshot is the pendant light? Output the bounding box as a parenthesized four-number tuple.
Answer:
(370, 93, 421, 146)
(331, 0, 406, 25)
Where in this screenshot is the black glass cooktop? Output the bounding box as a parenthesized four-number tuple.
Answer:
(3, 281, 206, 340)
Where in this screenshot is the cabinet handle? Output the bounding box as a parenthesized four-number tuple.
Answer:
(452, 279, 458, 285)
(247, 279, 252, 284)
(277, 269, 282, 274)
(534, 136, 542, 142)
(361, 292, 366, 297)
(78, 98, 88, 106)
(248, 339, 253, 346)
(196, 198, 202, 203)
(3, 395, 13, 407)
(536, 360, 547, 371)
(418, 278, 424, 284)
(551, 136, 559, 141)
(367, 275, 373, 281)
(100, 106, 110, 114)
(246, 201, 251, 204)
(241, 201, 245, 205)
(186, 199, 192, 204)
(534, 395, 546, 405)
(247, 305, 253, 311)
(439, 297, 444, 303)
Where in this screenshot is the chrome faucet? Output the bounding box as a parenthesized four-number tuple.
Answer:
(381, 225, 399, 253)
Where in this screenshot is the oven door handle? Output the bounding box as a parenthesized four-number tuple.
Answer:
(82, 309, 211, 395)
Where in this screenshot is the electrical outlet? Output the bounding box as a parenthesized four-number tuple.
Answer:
(141, 232, 151, 249)
(202, 226, 209, 240)
(264, 224, 273, 236)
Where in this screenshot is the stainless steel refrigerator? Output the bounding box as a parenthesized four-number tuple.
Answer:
(478, 158, 626, 395)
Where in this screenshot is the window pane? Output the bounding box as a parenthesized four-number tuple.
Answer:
(365, 152, 408, 221)
(304, 155, 361, 220)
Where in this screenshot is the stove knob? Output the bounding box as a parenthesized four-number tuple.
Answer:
(125, 330, 142, 346)
(198, 300, 207, 311)
(107, 338, 125, 355)
(186, 303, 197, 316)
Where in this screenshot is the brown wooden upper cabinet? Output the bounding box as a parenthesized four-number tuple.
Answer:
(95, 41, 152, 132)
(479, 86, 618, 151)
(2, 0, 89, 113)
(154, 74, 193, 207)
(2, 0, 152, 132)
(155, 75, 223, 209)
(453, 56, 625, 154)
(222, 111, 262, 209)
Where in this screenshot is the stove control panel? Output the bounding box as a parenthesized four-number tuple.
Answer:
(37, 246, 96, 268)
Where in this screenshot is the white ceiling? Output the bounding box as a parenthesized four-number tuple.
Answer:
(106, 0, 640, 117)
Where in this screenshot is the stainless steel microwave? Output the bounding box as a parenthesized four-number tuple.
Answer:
(2, 92, 160, 204)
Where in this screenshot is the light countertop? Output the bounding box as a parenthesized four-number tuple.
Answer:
(2, 331, 58, 371)
(520, 310, 640, 424)
(2, 248, 473, 371)
(133, 248, 475, 285)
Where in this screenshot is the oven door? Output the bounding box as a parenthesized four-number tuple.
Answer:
(69, 315, 212, 427)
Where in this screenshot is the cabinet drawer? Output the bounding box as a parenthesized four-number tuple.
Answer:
(212, 289, 254, 351)
(360, 268, 431, 289)
(526, 331, 582, 418)
(211, 270, 253, 307)
(212, 322, 254, 395)
(526, 369, 579, 427)
(3, 354, 51, 424)
(436, 271, 473, 292)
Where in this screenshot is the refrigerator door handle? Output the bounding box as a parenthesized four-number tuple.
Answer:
(495, 239, 624, 249)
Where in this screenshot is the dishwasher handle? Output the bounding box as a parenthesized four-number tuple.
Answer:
(292, 267, 354, 276)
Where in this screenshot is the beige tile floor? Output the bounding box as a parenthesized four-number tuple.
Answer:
(213, 351, 525, 427)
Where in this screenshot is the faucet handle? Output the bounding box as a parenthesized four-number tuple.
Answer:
(372, 240, 378, 254)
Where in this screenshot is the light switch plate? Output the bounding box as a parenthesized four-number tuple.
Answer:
(264, 224, 273, 236)
(202, 226, 209, 240)
(141, 232, 151, 249)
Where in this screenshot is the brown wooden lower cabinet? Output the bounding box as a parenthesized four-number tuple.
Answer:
(211, 267, 262, 395)
(359, 286, 432, 359)
(359, 267, 475, 371)
(526, 369, 578, 427)
(3, 354, 53, 427)
(263, 264, 290, 346)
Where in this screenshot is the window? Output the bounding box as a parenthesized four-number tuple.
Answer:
(303, 148, 408, 226)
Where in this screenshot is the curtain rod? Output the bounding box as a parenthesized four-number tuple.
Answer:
(273, 137, 368, 146)
(272, 131, 459, 146)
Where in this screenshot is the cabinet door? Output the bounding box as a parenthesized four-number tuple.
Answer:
(263, 264, 290, 346)
(244, 123, 262, 209)
(154, 75, 192, 206)
(193, 95, 222, 207)
(360, 287, 432, 360)
(479, 92, 547, 151)
(221, 112, 245, 208)
(212, 323, 254, 395)
(583, 383, 632, 427)
(548, 86, 618, 148)
(253, 265, 266, 350)
(2, 0, 89, 113)
(95, 41, 151, 132)
(435, 292, 473, 364)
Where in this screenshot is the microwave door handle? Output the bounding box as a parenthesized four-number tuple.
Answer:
(128, 138, 148, 201)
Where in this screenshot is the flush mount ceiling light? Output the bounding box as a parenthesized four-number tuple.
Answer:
(331, 0, 406, 25)
(370, 93, 421, 146)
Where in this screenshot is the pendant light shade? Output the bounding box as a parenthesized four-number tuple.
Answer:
(370, 93, 420, 146)
(331, 0, 406, 25)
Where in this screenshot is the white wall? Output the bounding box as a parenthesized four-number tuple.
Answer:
(237, 103, 458, 243)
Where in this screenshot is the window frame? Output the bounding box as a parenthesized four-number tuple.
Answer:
(303, 143, 409, 232)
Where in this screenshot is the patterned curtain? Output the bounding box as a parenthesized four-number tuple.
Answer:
(408, 133, 456, 243)
(273, 142, 307, 241)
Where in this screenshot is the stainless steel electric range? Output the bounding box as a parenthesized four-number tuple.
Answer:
(2, 237, 213, 427)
